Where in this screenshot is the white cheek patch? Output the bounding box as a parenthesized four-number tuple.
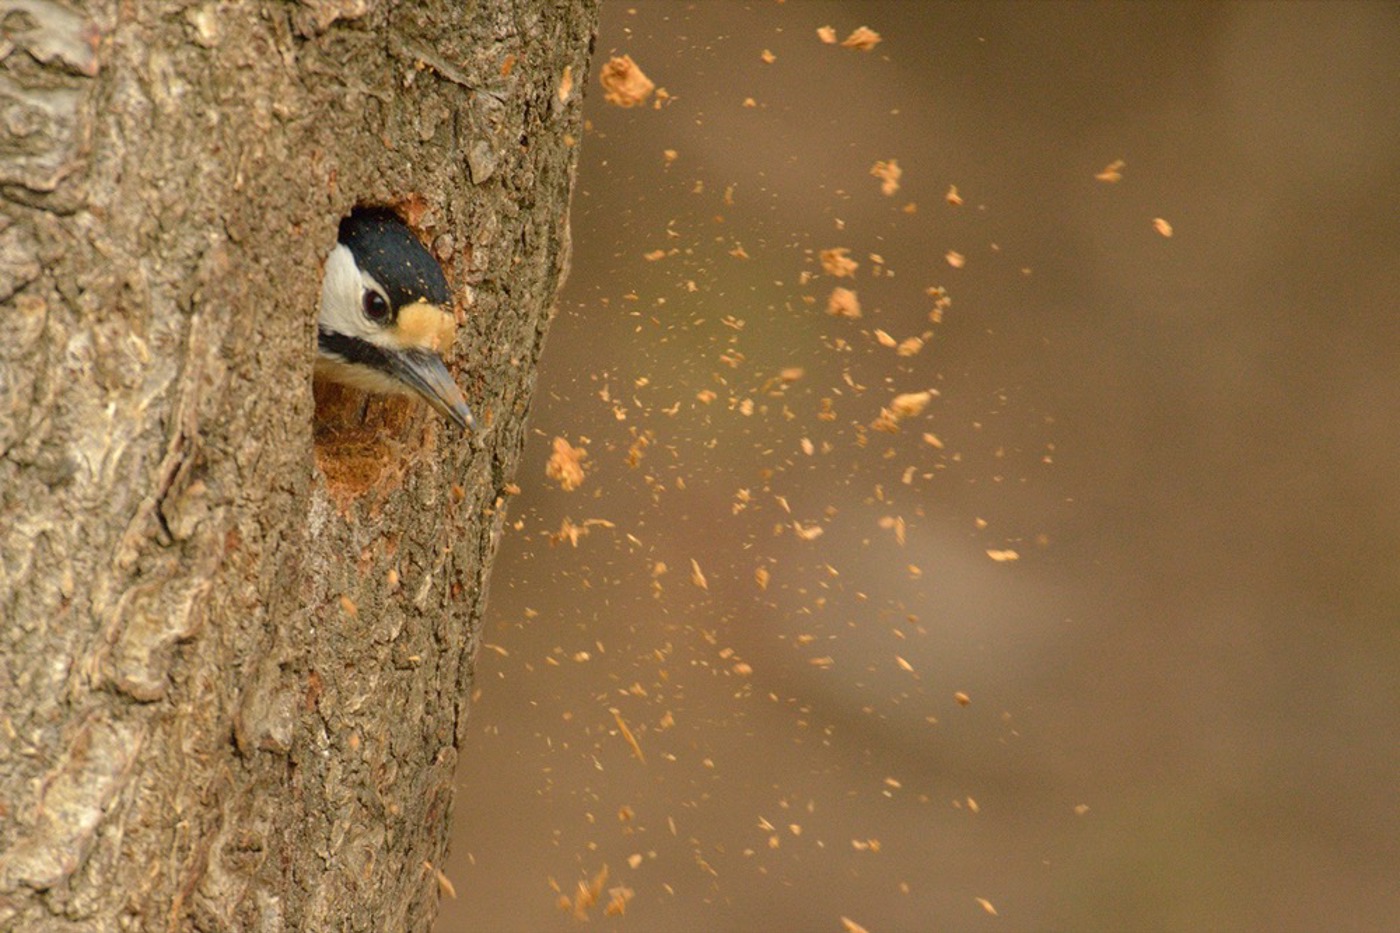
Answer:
(320, 243, 373, 339)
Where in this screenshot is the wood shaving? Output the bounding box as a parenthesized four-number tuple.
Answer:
(1096, 159, 1125, 182)
(599, 55, 655, 108)
(546, 436, 588, 490)
(820, 247, 859, 277)
(842, 27, 882, 51)
(891, 391, 933, 418)
(870, 159, 901, 196)
(424, 861, 456, 899)
(827, 287, 862, 319)
(817, 25, 838, 44)
(604, 885, 635, 917)
(546, 519, 611, 549)
(559, 865, 611, 920)
(1153, 217, 1173, 237)
(613, 709, 646, 764)
(946, 184, 964, 205)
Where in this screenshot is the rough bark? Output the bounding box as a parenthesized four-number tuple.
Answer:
(0, 0, 597, 929)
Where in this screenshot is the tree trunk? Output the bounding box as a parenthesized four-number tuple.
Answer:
(0, 1, 597, 929)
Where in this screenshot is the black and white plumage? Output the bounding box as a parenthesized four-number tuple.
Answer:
(316, 207, 476, 431)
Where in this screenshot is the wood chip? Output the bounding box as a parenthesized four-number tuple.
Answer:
(599, 55, 655, 107)
(827, 287, 862, 319)
(546, 436, 588, 490)
(841, 27, 882, 51)
(821, 247, 859, 278)
(1095, 159, 1125, 182)
(870, 159, 901, 196)
(613, 710, 646, 764)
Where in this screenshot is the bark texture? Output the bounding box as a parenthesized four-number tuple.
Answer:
(0, 0, 597, 929)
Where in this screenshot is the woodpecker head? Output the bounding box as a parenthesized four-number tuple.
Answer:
(316, 207, 476, 431)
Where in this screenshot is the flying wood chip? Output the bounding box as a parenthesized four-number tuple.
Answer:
(599, 55, 655, 107)
(870, 159, 901, 196)
(827, 287, 862, 319)
(1096, 159, 1125, 182)
(842, 26, 882, 51)
(821, 247, 859, 278)
(891, 391, 933, 418)
(546, 436, 588, 490)
(868, 159, 901, 194)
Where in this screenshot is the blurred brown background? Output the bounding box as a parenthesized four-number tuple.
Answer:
(439, 3, 1400, 930)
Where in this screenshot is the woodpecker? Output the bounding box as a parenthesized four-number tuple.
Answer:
(316, 207, 476, 431)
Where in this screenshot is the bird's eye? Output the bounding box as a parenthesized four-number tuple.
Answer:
(362, 291, 390, 322)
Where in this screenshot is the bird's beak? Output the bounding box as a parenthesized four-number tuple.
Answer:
(388, 300, 475, 432)
(386, 348, 477, 432)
